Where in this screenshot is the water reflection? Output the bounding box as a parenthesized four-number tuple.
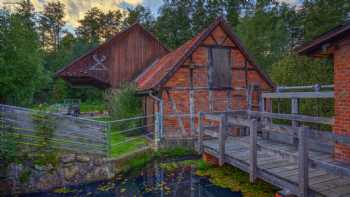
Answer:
(24, 160, 242, 197)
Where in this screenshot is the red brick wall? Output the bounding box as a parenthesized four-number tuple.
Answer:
(160, 26, 273, 137)
(333, 37, 350, 163)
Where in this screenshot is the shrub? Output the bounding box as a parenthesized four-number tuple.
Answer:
(105, 84, 142, 131)
(105, 84, 142, 120)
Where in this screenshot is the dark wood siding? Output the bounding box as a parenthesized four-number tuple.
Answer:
(209, 47, 231, 89)
(57, 24, 168, 89)
(110, 26, 168, 88)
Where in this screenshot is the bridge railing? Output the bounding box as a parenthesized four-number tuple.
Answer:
(197, 110, 350, 197)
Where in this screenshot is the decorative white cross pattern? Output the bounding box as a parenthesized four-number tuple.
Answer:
(89, 54, 107, 71)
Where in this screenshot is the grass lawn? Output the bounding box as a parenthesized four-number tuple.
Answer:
(79, 102, 106, 113)
(110, 131, 149, 157)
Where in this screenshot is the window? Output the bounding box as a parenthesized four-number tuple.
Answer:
(208, 47, 232, 89)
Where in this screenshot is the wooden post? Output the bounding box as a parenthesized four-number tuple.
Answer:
(198, 112, 204, 154)
(189, 67, 195, 134)
(106, 122, 112, 157)
(298, 126, 309, 197)
(292, 98, 299, 127)
(219, 114, 227, 166)
(249, 118, 258, 183)
(154, 112, 160, 150)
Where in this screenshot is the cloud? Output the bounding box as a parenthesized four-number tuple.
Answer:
(1, 0, 144, 27)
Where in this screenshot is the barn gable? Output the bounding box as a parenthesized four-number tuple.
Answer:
(56, 23, 169, 88)
(135, 17, 274, 91)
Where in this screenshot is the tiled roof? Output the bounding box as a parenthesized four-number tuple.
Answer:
(135, 17, 275, 91)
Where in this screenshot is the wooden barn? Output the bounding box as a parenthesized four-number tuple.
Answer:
(56, 23, 169, 88)
(297, 21, 350, 163)
(135, 18, 275, 138)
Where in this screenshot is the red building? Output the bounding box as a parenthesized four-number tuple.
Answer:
(136, 18, 274, 137)
(56, 23, 169, 88)
(297, 21, 350, 163)
(58, 18, 274, 138)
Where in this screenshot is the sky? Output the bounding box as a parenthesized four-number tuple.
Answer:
(0, 0, 300, 30)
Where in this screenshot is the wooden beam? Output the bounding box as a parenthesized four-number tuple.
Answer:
(248, 111, 334, 125)
(262, 91, 334, 99)
(210, 34, 219, 45)
(249, 119, 258, 183)
(298, 126, 309, 197)
(197, 112, 204, 154)
(200, 44, 238, 50)
(291, 98, 299, 127)
(208, 48, 214, 112)
(219, 114, 227, 166)
(232, 67, 256, 71)
(189, 67, 195, 134)
(244, 60, 248, 88)
(166, 90, 187, 135)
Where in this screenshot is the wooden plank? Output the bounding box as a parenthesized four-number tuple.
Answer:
(298, 126, 309, 197)
(262, 91, 334, 99)
(249, 119, 258, 183)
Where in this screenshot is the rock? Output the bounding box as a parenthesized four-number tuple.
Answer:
(34, 165, 44, 171)
(76, 155, 90, 162)
(0, 179, 14, 196)
(35, 172, 61, 191)
(64, 166, 79, 181)
(61, 154, 76, 164)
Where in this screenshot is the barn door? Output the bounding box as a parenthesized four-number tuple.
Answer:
(208, 47, 231, 89)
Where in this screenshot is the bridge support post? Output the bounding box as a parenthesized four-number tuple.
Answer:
(249, 119, 258, 183)
(197, 112, 203, 154)
(219, 114, 227, 166)
(298, 126, 309, 197)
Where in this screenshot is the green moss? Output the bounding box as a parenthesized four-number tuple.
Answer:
(118, 147, 196, 173)
(19, 168, 31, 183)
(196, 162, 278, 197)
(53, 187, 75, 194)
(160, 159, 199, 171)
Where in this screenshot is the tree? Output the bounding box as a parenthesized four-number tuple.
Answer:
(76, 7, 123, 43)
(38, 1, 66, 51)
(301, 0, 350, 42)
(154, 0, 194, 49)
(123, 5, 155, 31)
(0, 10, 45, 106)
(236, 1, 295, 72)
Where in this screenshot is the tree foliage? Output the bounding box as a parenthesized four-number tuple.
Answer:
(1, 0, 349, 107)
(0, 9, 45, 106)
(39, 1, 65, 51)
(76, 7, 123, 43)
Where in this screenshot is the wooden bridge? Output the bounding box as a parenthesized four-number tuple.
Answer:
(197, 111, 350, 197)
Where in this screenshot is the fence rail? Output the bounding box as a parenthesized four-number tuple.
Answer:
(0, 104, 155, 158)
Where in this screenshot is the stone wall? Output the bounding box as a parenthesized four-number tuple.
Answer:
(1, 153, 118, 195)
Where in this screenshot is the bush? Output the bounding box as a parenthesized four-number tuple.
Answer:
(105, 84, 142, 131)
(105, 84, 142, 120)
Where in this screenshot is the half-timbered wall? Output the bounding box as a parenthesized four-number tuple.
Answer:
(161, 26, 272, 137)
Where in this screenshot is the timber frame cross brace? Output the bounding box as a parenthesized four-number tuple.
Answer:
(165, 89, 187, 135)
